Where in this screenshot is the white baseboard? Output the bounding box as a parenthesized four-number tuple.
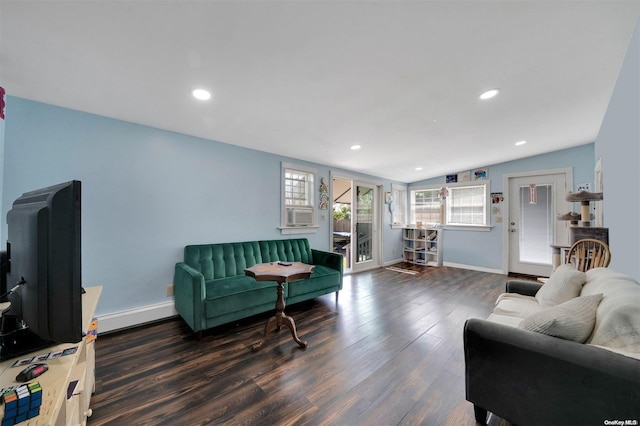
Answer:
(443, 261, 503, 275)
(97, 300, 178, 334)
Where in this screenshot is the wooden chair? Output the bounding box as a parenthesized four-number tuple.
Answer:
(566, 238, 611, 272)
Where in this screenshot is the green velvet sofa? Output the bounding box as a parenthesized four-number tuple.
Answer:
(173, 238, 343, 336)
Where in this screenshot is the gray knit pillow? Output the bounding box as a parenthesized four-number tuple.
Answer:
(535, 264, 586, 308)
(520, 294, 604, 343)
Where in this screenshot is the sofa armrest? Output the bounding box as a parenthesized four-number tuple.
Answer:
(311, 249, 343, 284)
(505, 279, 541, 296)
(173, 262, 206, 332)
(464, 318, 640, 425)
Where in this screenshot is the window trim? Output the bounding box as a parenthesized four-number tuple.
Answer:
(280, 162, 319, 234)
(409, 186, 442, 227)
(390, 183, 408, 228)
(445, 182, 488, 227)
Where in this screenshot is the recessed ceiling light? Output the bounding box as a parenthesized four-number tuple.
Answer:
(515, 140, 527, 146)
(415, 166, 423, 171)
(192, 89, 212, 100)
(350, 144, 361, 150)
(479, 89, 500, 100)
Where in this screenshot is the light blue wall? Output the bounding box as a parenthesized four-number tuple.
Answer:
(409, 144, 595, 271)
(595, 20, 639, 281)
(2, 96, 404, 316)
(2, 94, 615, 317)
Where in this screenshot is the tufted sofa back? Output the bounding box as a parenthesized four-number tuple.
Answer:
(258, 239, 313, 264)
(184, 239, 313, 281)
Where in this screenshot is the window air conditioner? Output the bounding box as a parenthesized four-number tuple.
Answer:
(287, 207, 314, 226)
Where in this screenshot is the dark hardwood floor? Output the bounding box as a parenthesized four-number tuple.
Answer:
(88, 264, 522, 425)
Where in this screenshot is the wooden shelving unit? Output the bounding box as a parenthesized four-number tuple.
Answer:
(403, 227, 443, 267)
(0, 286, 102, 426)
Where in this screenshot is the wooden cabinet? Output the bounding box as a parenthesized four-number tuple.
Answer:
(0, 286, 101, 426)
(403, 227, 443, 267)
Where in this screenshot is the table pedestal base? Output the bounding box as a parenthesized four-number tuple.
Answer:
(251, 282, 307, 351)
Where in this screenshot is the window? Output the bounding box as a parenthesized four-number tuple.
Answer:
(391, 183, 407, 227)
(284, 168, 313, 206)
(281, 163, 317, 233)
(409, 182, 490, 229)
(446, 184, 487, 226)
(410, 188, 442, 224)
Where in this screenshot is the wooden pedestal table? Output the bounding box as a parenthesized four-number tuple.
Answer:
(244, 262, 314, 351)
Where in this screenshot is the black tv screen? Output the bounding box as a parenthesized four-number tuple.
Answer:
(0, 180, 82, 360)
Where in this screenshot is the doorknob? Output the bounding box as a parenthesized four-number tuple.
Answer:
(510, 222, 516, 226)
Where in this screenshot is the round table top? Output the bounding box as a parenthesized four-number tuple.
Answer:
(244, 262, 315, 282)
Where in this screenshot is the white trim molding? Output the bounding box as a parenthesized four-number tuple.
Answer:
(97, 301, 178, 334)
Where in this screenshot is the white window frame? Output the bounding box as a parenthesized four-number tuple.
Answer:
(280, 162, 318, 235)
(409, 181, 491, 231)
(390, 183, 407, 228)
(409, 187, 442, 226)
(446, 183, 489, 227)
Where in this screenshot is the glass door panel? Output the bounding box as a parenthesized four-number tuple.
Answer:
(518, 184, 553, 264)
(355, 185, 373, 263)
(350, 181, 379, 273)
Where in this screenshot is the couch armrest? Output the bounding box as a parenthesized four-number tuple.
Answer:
(173, 262, 206, 332)
(311, 249, 343, 285)
(464, 318, 640, 425)
(505, 279, 541, 296)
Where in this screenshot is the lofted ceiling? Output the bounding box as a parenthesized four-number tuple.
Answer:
(1, 1, 638, 183)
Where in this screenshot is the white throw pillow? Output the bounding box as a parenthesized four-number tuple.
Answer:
(519, 294, 604, 343)
(535, 264, 586, 308)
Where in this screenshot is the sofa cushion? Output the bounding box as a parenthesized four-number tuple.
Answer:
(287, 265, 340, 298)
(535, 264, 586, 308)
(259, 239, 313, 264)
(493, 293, 541, 318)
(204, 276, 280, 318)
(519, 293, 603, 343)
(185, 242, 262, 280)
(486, 313, 524, 327)
(205, 275, 279, 299)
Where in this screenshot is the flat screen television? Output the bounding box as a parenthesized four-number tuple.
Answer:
(0, 180, 83, 361)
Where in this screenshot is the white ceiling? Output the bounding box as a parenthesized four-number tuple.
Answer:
(1, 1, 638, 183)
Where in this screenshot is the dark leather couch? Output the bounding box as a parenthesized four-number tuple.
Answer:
(464, 269, 640, 425)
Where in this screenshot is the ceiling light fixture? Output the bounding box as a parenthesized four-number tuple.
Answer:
(515, 140, 527, 146)
(350, 144, 361, 150)
(415, 166, 423, 171)
(479, 89, 500, 100)
(192, 89, 212, 100)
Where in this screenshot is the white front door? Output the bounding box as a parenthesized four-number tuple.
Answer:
(508, 171, 570, 276)
(351, 181, 381, 273)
